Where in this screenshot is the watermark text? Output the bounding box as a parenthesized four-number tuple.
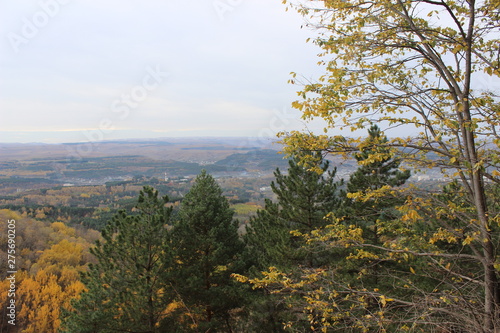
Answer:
(5, 219, 17, 326)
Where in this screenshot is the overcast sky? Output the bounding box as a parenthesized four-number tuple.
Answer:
(0, 0, 329, 143)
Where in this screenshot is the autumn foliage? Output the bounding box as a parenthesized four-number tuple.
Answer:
(0, 209, 99, 333)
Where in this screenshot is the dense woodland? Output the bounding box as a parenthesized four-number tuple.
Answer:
(2, 0, 500, 331)
(0, 148, 291, 195)
(0, 145, 412, 332)
(0, 138, 497, 332)
(0, 175, 271, 231)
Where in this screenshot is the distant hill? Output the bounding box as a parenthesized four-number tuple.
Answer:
(215, 149, 290, 171)
(0, 140, 288, 195)
(0, 137, 281, 163)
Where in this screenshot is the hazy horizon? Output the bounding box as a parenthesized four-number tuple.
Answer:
(0, 1, 330, 144)
(0, 132, 283, 145)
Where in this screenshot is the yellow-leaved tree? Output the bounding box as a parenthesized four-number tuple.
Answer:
(0, 210, 98, 333)
(239, 0, 500, 332)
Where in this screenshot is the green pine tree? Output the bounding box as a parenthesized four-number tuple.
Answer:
(60, 186, 174, 333)
(343, 124, 411, 243)
(246, 152, 342, 270)
(340, 124, 411, 287)
(244, 199, 290, 270)
(169, 170, 245, 332)
(243, 152, 342, 332)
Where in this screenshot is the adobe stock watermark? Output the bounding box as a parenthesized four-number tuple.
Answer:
(473, 73, 500, 97)
(66, 65, 169, 161)
(213, 0, 243, 21)
(256, 106, 297, 146)
(7, 0, 73, 54)
(5, 218, 17, 326)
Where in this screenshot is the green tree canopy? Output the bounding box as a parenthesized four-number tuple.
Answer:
(245, 151, 342, 270)
(169, 170, 245, 332)
(242, 152, 342, 332)
(342, 124, 411, 236)
(61, 186, 173, 333)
